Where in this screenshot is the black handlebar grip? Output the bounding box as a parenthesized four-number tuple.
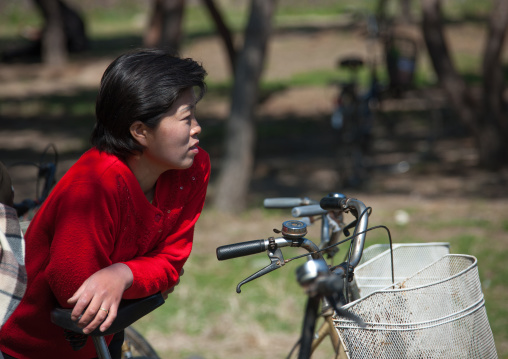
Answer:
(320, 196, 345, 210)
(216, 240, 267, 260)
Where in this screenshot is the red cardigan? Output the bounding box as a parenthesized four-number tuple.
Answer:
(0, 147, 210, 359)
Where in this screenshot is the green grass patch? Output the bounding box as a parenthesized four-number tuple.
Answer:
(134, 251, 308, 337)
(427, 218, 492, 230)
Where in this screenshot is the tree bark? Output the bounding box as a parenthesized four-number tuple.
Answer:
(144, 0, 185, 52)
(421, 0, 477, 131)
(478, 0, 508, 168)
(421, 0, 508, 169)
(482, 0, 508, 133)
(201, 0, 237, 75)
(400, 0, 413, 23)
(36, 0, 67, 66)
(214, 0, 277, 212)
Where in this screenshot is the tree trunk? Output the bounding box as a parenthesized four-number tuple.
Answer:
(421, 0, 477, 130)
(214, 0, 277, 212)
(36, 0, 67, 66)
(400, 0, 413, 23)
(144, 0, 185, 52)
(480, 0, 508, 160)
(376, 0, 389, 23)
(201, 0, 237, 75)
(421, 0, 508, 169)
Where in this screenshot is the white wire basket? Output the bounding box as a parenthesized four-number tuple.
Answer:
(334, 254, 497, 359)
(354, 243, 450, 297)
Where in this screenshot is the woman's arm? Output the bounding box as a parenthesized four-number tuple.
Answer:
(67, 265, 184, 334)
(67, 263, 133, 334)
(121, 155, 210, 299)
(46, 152, 209, 332)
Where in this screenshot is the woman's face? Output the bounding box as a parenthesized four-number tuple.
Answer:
(143, 88, 201, 171)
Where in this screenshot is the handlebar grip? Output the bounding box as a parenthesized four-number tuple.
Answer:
(216, 240, 266, 260)
(319, 196, 345, 210)
(292, 204, 328, 218)
(263, 197, 309, 208)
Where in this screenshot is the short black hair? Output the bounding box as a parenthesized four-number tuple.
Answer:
(91, 48, 207, 159)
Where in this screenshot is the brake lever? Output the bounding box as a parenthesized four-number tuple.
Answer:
(236, 247, 285, 293)
(342, 219, 358, 237)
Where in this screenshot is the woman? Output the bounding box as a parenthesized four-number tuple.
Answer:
(0, 49, 210, 359)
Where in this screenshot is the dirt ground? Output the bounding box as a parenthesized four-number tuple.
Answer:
(1, 20, 508, 358)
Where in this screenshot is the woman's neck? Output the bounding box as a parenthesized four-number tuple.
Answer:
(126, 155, 160, 202)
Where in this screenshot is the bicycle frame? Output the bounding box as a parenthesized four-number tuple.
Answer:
(309, 302, 349, 359)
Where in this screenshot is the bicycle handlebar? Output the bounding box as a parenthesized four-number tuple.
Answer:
(216, 239, 267, 260)
(263, 197, 317, 208)
(291, 204, 328, 217)
(219, 193, 369, 267)
(51, 293, 165, 337)
(216, 236, 324, 261)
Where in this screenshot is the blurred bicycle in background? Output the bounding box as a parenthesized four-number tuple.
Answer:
(331, 15, 417, 188)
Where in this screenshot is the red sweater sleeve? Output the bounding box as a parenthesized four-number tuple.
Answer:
(121, 152, 210, 298)
(44, 180, 118, 307)
(121, 193, 203, 298)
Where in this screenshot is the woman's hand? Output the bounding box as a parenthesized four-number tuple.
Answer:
(67, 263, 133, 334)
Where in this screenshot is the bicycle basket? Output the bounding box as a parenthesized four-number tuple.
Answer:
(334, 254, 497, 359)
(354, 243, 450, 297)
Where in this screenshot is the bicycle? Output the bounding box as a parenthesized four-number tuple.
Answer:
(9, 143, 58, 221)
(331, 15, 418, 189)
(331, 15, 385, 189)
(217, 193, 371, 358)
(7, 145, 161, 359)
(261, 194, 371, 358)
(331, 56, 381, 189)
(263, 197, 451, 357)
(216, 193, 497, 358)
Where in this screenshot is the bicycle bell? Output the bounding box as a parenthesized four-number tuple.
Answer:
(281, 220, 307, 238)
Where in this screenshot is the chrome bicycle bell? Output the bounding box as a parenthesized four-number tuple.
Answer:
(281, 220, 307, 238)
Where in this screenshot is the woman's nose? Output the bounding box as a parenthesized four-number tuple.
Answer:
(191, 119, 201, 136)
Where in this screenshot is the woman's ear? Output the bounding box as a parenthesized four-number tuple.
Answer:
(130, 121, 150, 147)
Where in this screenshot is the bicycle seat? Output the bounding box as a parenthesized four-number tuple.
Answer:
(51, 293, 165, 337)
(338, 57, 364, 70)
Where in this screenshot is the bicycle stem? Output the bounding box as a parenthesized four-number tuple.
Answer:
(320, 193, 369, 268)
(345, 198, 369, 268)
